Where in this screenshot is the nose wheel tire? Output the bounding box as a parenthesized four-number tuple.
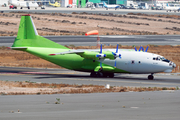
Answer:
(148, 75, 154, 80)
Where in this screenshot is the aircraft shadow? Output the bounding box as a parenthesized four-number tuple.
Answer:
(31, 73, 168, 81)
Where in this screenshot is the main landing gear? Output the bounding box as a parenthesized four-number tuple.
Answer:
(90, 72, 114, 78)
(148, 73, 154, 80)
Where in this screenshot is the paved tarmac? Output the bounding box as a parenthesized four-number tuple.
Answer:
(1, 91, 180, 120)
(1, 35, 180, 47)
(1, 68, 180, 120)
(0, 67, 180, 88)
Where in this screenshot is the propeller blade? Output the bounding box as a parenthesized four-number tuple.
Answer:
(141, 46, 144, 52)
(116, 44, 118, 53)
(100, 44, 102, 54)
(114, 60, 116, 68)
(96, 55, 101, 57)
(134, 47, 137, 51)
(145, 46, 149, 52)
(112, 52, 116, 56)
(112, 44, 121, 59)
(100, 62, 102, 68)
(139, 46, 144, 52)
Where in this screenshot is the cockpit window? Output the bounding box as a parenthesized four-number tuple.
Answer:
(153, 56, 170, 63)
(160, 57, 170, 63)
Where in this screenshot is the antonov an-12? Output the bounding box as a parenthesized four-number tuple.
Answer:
(10, 15, 176, 80)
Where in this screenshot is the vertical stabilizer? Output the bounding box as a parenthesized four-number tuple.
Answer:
(17, 14, 38, 40)
(12, 14, 68, 49)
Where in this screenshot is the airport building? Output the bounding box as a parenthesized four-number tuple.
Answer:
(0, 0, 178, 8)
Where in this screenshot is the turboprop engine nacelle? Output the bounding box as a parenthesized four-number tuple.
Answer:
(79, 52, 106, 60)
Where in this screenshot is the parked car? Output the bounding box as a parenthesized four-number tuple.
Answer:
(9, 5, 17, 9)
(41, 6, 45, 9)
(118, 4, 127, 9)
(156, 6, 163, 10)
(178, 8, 180, 12)
(67, 4, 72, 8)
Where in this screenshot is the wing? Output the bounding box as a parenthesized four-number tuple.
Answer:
(49, 49, 100, 56)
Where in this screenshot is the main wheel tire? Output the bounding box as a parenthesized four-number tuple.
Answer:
(109, 73, 114, 78)
(20, 7, 22, 9)
(148, 75, 154, 80)
(103, 74, 108, 78)
(90, 72, 96, 77)
(97, 72, 103, 77)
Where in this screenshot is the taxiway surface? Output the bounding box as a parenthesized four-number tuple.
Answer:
(0, 67, 180, 88)
(1, 67, 180, 120)
(1, 35, 180, 47)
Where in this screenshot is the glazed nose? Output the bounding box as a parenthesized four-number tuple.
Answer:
(170, 62, 176, 68)
(173, 63, 176, 68)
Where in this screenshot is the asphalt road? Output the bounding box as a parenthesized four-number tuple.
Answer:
(0, 67, 180, 88)
(1, 68, 180, 120)
(1, 91, 180, 120)
(1, 7, 180, 15)
(1, 35, 180, 47)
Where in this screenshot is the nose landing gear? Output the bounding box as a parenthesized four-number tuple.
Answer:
(148, 73, 154, 80)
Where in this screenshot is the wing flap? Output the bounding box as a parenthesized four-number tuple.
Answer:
(49, 50, 85, 56)
(49, 49, 100, 56)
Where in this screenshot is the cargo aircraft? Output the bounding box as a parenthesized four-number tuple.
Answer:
(10, 15, 176, 80)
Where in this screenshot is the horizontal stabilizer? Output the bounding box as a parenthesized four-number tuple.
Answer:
(10, 47, 27, 50)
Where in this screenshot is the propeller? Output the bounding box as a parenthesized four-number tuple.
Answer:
(134, 46, 149, 52)
(134, 47, 137, 51)
(112, 44, 121, 59)
(139, 46, 144, 52)
(96, 44, 106, 59)
(145, 46, 149, 52)
(96, 44, 106, 70)
(112, 44, 121, 68)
